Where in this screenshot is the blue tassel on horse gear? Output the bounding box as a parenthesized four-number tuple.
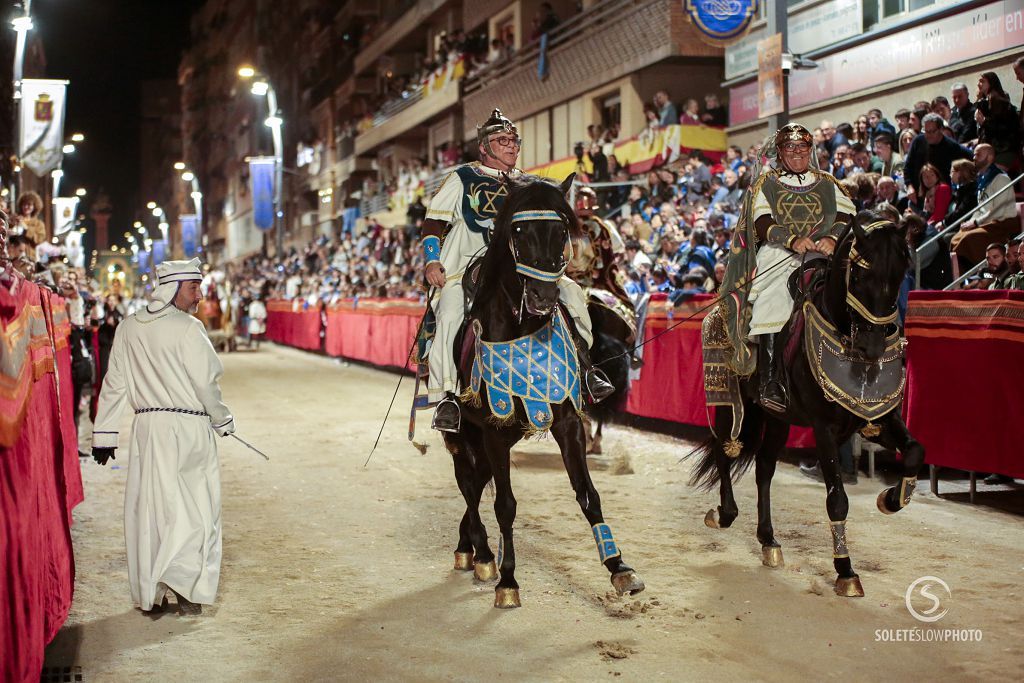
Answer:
(469, 308, 581, 432)
(592, 523, 621, 563)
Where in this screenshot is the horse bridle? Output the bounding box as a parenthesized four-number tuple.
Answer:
(843, 220, 899, 345)
(507, 209, 571, 320)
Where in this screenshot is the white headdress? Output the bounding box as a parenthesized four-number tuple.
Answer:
(147, 258, 203, 313)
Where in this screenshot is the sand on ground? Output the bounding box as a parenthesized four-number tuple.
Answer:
(46, 343, 1024, 681)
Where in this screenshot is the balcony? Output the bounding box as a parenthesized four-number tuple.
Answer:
(354, 75, 461, 155)
(353, 0, 451, 75)
(462, 0, 721, 137)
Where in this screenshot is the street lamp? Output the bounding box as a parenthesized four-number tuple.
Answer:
(173, 161, 186, 171)
(62, 143, 75, 154)
(146, 201, 157, 210)
(238, 63, 284, 255)
(181, 171, 194, 182)
(70, 132, 84, 143)
(74, 187, 86, 197)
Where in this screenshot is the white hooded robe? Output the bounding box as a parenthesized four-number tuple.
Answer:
(92, 303, 233, 610)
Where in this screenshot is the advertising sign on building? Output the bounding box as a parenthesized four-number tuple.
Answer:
(684, 0, 758, 47)
(757, 33, 784, 118)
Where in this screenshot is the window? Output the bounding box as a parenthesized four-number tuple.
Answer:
(599, 93, 621, 132)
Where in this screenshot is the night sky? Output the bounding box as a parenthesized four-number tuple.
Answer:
(33, 0, 203, 247)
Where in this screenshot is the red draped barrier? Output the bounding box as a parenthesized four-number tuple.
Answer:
(625, 294, 814, 447)
(265, 300, 323, 351)
(1, 283, 82, 683)
(325, 298, 424, 370)
(904, 290, 1024, 478)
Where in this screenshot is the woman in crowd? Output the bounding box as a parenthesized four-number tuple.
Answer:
(679, 98, 701, 125)
(912, 163, 952, 226)
(942, 159, 979, 230)
(852, 115, 871, 145)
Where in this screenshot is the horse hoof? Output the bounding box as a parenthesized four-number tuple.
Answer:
(876, 489, 897, 515)
(611, 570, 646, 596)
(453, 551, 474, 571)
(474, 560, 498, 582)
(761, 545, 784, 568)
(494, 587, 521, 608)
(834, 575, 865, 597)
(704, 509, 720, 528)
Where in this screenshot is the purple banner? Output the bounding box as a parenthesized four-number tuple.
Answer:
(249, 157, 276, 231)
(138, 249, 150, 274)
(181, 214, 199, 257)
(152, 239, 167, 267)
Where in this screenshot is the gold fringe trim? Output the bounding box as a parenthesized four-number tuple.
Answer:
(458, 386, 482, 408)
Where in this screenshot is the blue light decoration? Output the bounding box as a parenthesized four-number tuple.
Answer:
(181, 214, 199, 257)
(152, 239, 167, 267)
(249, 157, 276, 231)
(683, 0, 758, 46)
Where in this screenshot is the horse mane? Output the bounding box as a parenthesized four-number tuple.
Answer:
(472, 175, 575, 311)
(826, 210, 909, 326)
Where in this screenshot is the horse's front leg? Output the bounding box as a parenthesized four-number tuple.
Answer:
(551, 410, 645, 597)
(813, 424, 865, 597)
(481, 429, 520, 608)
(868, 413, 926, 515)
(446, 429, 494, 573)
(755, 418, 790, 568)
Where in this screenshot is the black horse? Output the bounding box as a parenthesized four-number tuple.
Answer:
(690, 211, 925, 597)
(584, 300, 633, 454)
(443, 174, 644, 608)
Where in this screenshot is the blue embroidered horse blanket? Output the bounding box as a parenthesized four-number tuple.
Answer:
(469, 309, 582, 432)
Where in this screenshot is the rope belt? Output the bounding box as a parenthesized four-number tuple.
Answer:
(135, 407, 210, 417)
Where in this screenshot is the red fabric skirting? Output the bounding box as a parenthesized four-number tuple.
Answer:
(625, 294, 814, 447)
(265, 301, 322, 351)
(324, 299, 424, 370)
(904, 290, 1024, 478)
(1, 284, 81, 683)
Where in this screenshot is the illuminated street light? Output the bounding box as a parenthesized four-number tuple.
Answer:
(251, 80, 269, 96)
(191, 190, 203, 201)
(181, 171, 195, 182)
(62, 143, 75, 154)
(238, 65, 256, 79)
(173, 161, 186, 171)
(11, 15, 33, 32)
(133, 221, 142, 228)
(152, 207, 162, 217)
(70, 133, 85, 143)
(265, 114, 283, 128)
(74, 188, 87, 197)
(146, 201, 157, 210)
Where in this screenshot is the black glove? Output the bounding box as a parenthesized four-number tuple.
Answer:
(93, 447, 116, 466)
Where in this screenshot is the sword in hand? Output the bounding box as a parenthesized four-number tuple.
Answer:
(230, 433, 271, 461)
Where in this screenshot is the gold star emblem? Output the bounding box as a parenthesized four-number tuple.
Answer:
(775, 190, 823, 234)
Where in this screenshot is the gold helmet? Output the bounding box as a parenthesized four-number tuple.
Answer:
(774, 123, 813, 149)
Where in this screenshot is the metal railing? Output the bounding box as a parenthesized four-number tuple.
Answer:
(463, 0, 628, 95)
(944, 228, 1024, 290)
(913, 171, 1024, 289)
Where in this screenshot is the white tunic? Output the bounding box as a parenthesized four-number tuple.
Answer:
(92, 305, 234, 610)
(247, 300, 267, 335)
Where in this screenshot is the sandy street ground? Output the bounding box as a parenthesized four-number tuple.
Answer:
(46, 343, 1023, 681)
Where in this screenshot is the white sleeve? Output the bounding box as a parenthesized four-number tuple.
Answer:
(183, 322, 234, 435)
(425, 171, 461, 223)
(834, 183, 856, 216)
(92, 325, 129, 449)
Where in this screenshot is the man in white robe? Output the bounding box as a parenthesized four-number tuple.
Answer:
(92, 258, 234, 615)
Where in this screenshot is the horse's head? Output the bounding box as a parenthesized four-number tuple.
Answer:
(838, 211, 910, 360)
(483, 173, 575, 318)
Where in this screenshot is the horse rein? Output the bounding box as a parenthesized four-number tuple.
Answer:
(506, 209, 573, 321)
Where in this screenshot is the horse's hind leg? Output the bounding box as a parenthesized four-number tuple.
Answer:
(551, 413, 645, 597)
(870, 413, 926, 515)
(755, 417, 789, 568)
(447, 430, 497, 578)
(813, 425, 865, 597)
(481, 430, 520, 608)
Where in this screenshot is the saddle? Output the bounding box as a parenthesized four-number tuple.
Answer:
(781, 259, 829, 366)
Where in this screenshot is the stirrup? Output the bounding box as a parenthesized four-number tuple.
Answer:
(585, 368, 615, 404)
(431, 396, 462, 433)
(759, 383, 788, 413)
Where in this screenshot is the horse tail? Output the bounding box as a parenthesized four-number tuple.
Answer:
(687, 405, 761, 492)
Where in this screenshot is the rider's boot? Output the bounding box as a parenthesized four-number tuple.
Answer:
(432, 392, 461, 432)
(758, 333, 788, 413)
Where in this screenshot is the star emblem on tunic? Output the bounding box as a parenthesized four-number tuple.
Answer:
(775, 191, 823, 234)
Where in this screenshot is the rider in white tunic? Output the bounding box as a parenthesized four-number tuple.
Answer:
(91, 258, 235, 614)
(421, 109, 612, 432)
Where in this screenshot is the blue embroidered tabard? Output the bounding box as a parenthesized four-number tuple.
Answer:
(457, 165, 509, 241)
(470, 309, 581, 431)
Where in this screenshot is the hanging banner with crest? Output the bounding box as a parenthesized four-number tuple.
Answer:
(684, 0, 758, 47)
(152, 239, 167, 268)
(19, 79, 69, 176)
(249, 157, 276, 231)
(52, 196, 79, 236)
(180, 213, 199, 257)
